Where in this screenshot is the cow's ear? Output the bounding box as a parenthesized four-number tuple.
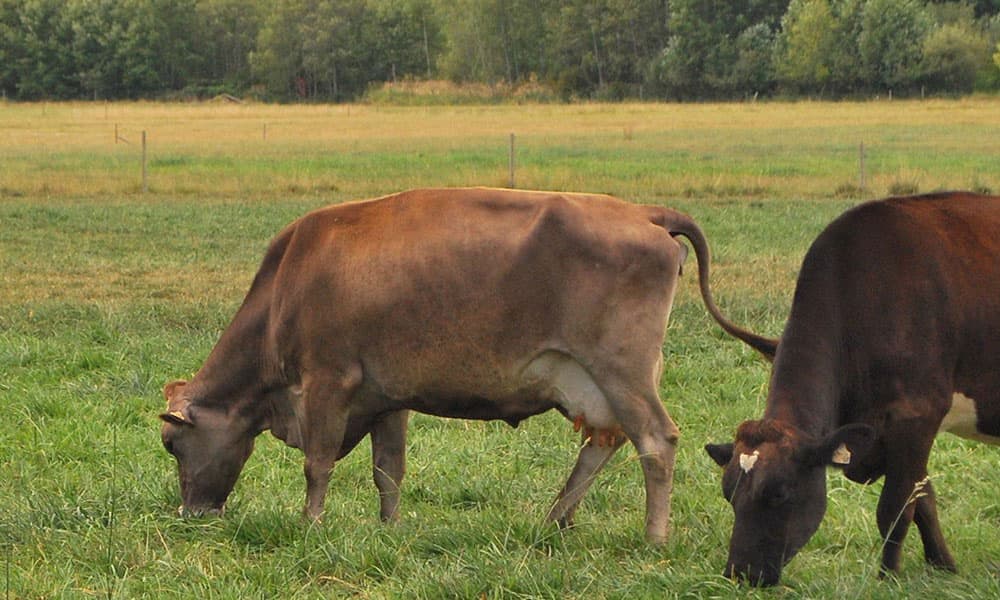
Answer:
(163, 380, 188, 403)
(705, 442, 735, 467)
(161, 380, 193, 425)
(809, 423, 876, 468)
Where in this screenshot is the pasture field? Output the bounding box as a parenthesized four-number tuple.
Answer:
(2, 99, 1000, 598)
(2, 98, 1000, 201)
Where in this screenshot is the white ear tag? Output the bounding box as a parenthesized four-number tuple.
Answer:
(739, 450, 760, 473)
(832, 443, 851, 465)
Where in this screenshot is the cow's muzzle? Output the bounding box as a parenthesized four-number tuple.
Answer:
(177, 504, 225, 518)
(725, 562, 781, 587)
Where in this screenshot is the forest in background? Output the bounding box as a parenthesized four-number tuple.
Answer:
(3, 0, 1000, 102)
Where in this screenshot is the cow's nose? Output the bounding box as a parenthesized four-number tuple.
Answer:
(177, 504, 225, 518)
(725, 563, 780, 587)
(744, 570, 779, 587)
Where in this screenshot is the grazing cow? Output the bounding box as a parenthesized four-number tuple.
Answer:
(705, 191, 1000, 585)
(159, 187, 760, 541)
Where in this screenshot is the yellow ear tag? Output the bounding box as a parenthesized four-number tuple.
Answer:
(832, 443, 851, 465)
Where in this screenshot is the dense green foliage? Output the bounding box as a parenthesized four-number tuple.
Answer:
(3, 0, 1000, 101)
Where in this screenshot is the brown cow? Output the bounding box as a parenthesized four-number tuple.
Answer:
(159, 187, 760, 541)
(706, 191, 1000, 585)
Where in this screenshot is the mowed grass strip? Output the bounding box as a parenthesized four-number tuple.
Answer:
(3, 101, 1000, 597)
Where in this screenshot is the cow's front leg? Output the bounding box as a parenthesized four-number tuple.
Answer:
(875, 474, 917, 576)
(913, 479, 957, 571)
(875, 418, 936, 576)
(301, 368, 361, 521)
(371, 409, 409, 522)
(547, 429, 625, 528)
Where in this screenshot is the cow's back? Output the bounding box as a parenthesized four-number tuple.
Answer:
(777, 192, 1000, 420)
(268, 188, 682, 400)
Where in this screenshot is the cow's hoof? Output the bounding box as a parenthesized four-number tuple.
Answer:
(301, 509, 323, 524)
(645, 532, 669, 545)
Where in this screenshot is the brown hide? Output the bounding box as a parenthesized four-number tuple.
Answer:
(159, 187, 753, 540)
(706, 192, 1000, 585)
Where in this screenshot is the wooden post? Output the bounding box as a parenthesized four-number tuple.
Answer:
(263, 123, 267, 141)
(141, 131, 148, 194)
(859, 141, 866, 193)
(114, 123, 118, 144)
(508, 133, 516, 188)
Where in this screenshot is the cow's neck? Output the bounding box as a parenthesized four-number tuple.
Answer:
(763, 283, 846, 439)
(188, 295, 274, 407)
(764, 349, 843, 438)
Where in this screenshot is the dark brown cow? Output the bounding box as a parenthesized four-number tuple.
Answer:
(159, 187, 759, 541)
(706, 191, 1000, 585)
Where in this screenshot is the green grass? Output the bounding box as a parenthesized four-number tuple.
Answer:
(3, 100, 1000, 597)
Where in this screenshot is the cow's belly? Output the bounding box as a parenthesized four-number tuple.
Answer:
(380, 351, 617, 431)
(399, 393, 557, 425)
(938, 392, 1000, 445)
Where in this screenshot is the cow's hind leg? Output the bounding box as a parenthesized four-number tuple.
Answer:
(630, 404, 679, 544)
(371, 409, 409, 523)
(605, 381, 679, 544)
(547, 432, 626, 529)
(301, 366, 362, 520)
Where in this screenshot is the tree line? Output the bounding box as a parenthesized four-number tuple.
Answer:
(2, 0, 1000, 102)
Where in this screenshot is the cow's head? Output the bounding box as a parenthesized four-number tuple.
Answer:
(705, 419, 875, 586)
(159, 380, 264, 516)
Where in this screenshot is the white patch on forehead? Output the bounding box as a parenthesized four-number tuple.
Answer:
(939, 392, 1000, 445)
(739, 450, 760, 473)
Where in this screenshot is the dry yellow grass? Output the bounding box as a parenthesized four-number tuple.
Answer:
(1, 98, 998, 201)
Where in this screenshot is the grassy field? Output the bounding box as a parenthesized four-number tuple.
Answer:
(2, 98, 999, 201)
(2, 99, 1000, 598)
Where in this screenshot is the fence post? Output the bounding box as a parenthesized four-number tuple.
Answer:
(508, 133, 516, 188)
(141, 131, 148, 194)
(263, 123, 267, 141)
(859, 141, 866, 194)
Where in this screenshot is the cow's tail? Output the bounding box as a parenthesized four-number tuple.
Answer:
(649, 208, 779, 361)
